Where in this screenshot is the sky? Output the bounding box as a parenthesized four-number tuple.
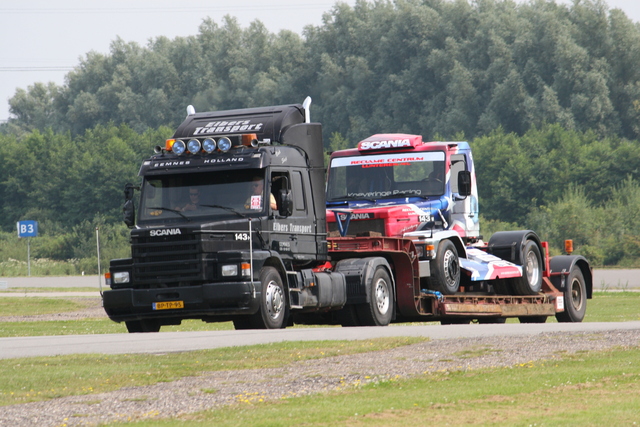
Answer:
(1, 0, 639, 123)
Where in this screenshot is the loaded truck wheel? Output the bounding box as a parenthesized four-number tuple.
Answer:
(233, 266, 288, 330)
(428, 239, 460, 294)
(511, 240, 543, 295)
(518, 316, 547, 323)
(356, 266, 393, 326)
(125, 319, 161, 333)
(555, 266, 587, 323)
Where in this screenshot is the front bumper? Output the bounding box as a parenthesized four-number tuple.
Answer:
(103, 281, 260, 322)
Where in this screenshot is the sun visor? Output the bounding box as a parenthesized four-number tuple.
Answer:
(172, 103, 306, 143)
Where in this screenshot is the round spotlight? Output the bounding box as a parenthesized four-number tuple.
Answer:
(187, 139, 201, 154)
(202, 138, 216, 153)
(172, 140, 186, 155)
(218, 137, 232, 152)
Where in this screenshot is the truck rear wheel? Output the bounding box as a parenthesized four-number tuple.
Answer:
(428, 240, 460, 294)
(125, 319, 161, 333)
(511, 240, 542, 295)
(555, 266, 587, 322)
(356, 266, 393, 326)
(234, 266, 288, 330)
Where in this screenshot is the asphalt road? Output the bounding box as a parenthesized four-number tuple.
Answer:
(2, 321, 640, 359)
(1, 271, 639, 359)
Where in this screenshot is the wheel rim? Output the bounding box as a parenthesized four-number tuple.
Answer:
(525, 250, 540, 286)
(265, 280, 284, 321)
(374, 278, 390, 315)
(443, 249, 460, 287)
(569, 278, 583, 310)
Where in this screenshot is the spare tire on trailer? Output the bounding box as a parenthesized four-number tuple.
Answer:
(510, 240, 543, 295)
(488, 231, 544, 296)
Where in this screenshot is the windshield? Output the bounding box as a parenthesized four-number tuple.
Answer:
(139, 169, 270, 222)
(326, 152, 446, 201)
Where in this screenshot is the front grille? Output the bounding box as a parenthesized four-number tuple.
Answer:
(328, 219, 386, 236)
(132, 233, 203, 286)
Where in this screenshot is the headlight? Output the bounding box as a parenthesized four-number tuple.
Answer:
(172, 140, 186, 155)
(113, 271, 130, 284)
(416, 243, 436, 259)
(218, 137, 232, 152)
(187, 139, 201, 154)
(202, 138, 217, 153)
(222, 264, 238, 277)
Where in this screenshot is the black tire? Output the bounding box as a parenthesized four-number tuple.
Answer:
(518, 316, 547, 323)
(492, 279, 511, 295)
(428, 239, 460, 294)
(232, 317, 253, 330)
(555, 267, 587, 323)
(356, 266, 393, 326)
(477, 317, 507, 324)
(125, 319, 161, 333)
(337, 304, 361, 327)
(511, 240, 543, 295)
(235, 266, 288, 330)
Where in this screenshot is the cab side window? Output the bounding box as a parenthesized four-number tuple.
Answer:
(450, 154, 467, 194)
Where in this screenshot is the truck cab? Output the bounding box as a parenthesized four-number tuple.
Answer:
(104, 99, 334, 332)
(326, 134, 480, 241)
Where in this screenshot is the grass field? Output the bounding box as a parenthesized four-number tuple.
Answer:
(114, 346, 640, 426)
(0, 292, 638, 425)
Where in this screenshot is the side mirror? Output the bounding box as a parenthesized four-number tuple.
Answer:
(123, 199, 135, 228)
(457, 170, 471, 197)
(123, 183, 138, 228)
(124, 183, 137, 201)
(278, 189, 293, 217)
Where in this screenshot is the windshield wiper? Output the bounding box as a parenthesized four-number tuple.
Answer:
(329, 196, 377, 203)
(200, 204, 248, 219)
(385, 191, 429, 199)
(146, 206, 191, 221)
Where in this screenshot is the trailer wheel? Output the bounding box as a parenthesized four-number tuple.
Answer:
(125, 319, 161, 333)
(234, 267, 288, 329)
(477, 317, 507, 324)
(511, 240, 542, 295)
(356, 266, 393, 326)
(428, 239, 460, 294)
(555, 266, 587, 323)
(518, 316, 547, 323)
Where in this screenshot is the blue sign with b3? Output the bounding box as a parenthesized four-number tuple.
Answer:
(17, 220, 38, 237)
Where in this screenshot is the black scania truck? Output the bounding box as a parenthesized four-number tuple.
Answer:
(104, 98, 356, 332)
(104, 98, 590, 332)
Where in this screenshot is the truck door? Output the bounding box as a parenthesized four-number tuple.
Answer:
(270, 169, 317, 261)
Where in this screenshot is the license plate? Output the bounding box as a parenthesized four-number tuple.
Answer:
(152, 301, 184, 310)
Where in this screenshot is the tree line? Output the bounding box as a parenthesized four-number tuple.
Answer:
(5, 0, 640, 143)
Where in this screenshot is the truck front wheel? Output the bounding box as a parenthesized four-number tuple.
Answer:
(428, 240, 460, 294)
(511, 240, 543, 295)
(356, 266, 393, 326)
(234, 266, 288, 330)
(555, 266, 587, 322)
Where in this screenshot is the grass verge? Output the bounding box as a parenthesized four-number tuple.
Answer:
(111, 345, 640, 426)
(0, 291, 639, 337)
(0, 337, 426, 406)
